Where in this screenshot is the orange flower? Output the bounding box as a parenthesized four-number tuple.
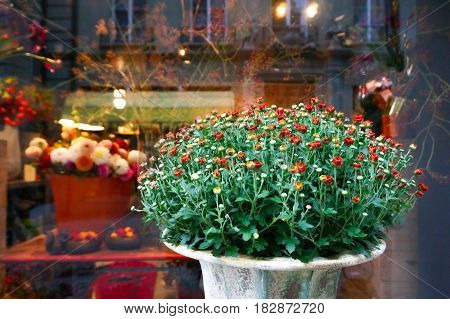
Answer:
(294, 181, 303, 190)
(75, 155, 94, 172)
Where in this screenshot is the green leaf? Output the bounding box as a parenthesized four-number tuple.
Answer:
(267, 196, 283, 204)
(278, 211, 290, 220)
(236, 196, 250, 202)
(284, 237, 300, 254)
(347, 226, 367, 238)
(298, 220, 314, 231)
(316, 238, 330, 247)
(241, 227, 256, 241)
(299, 248, 318, 263)
(253, 238, 268, 252)
(198, 240, 214, 250)
(257, 190, 271, 198)
(323, 208, 337, 216)
(238, 214, 252, 227)
(225, 245, 239, 257)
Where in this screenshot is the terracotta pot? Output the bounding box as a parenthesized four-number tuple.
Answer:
(50, 174, 134, 232)
(164, 241, 386, 299)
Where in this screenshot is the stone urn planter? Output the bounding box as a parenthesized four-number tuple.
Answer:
(164, 241, 386, 299)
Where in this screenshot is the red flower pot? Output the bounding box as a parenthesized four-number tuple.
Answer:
(50, 174, 134, 232)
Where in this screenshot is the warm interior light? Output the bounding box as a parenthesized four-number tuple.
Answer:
(305, 2, 319, 19)
(178, 48, 186, 57)
(58, 118, 75, 127)
(76, 123, 104, 131)
(113, 88, 126, 98)
(275, 2, 287, 19)
(113, 98, 127, 109)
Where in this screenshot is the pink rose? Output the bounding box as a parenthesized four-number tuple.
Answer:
(96, 164, 110, 178)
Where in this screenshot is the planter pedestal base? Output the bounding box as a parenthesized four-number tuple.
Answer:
(165, 242, 386, 299)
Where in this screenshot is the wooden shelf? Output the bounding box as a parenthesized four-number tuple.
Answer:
(0, 235, 188, 263)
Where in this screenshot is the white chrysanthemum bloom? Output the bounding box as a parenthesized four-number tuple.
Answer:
(253, 233, 259, 239)
(68, 143, 82, 162)
(191, 173, 200, 180)
(25, 146, 43, 160)
(74, 138, 95, 155)
(409, 144, 417, 150)
(357, 175, 363, 180)
(281, 193, 287, 198)
(109, 154, 122, 166)
(128, 150, 147, 164)
(306, 205, 312, 210)
(98, 139, 113, 149)
(341, 190, 348, 195)
(316, 168, 322, 172)
(299, 193, 305, 198)
(115, 158, 129, 175)
(29, 137, 48, 150)
(50, 147, 69, 165)
(269, 140, 276, 145)
(280, 164, 288, 170)
(261, 173, 268, 178)
(213, 187, 221, 195)
(92, 146, 111, 165)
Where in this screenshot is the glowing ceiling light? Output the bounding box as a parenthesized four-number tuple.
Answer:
(305, 2, 319, 19)
(178, 48, 187, 57)
(76, 123, 104, 131)
(113, 88, 126, 98)
(275, 2, 287, 19)
(58, 118, 75, 127)
(113, 98, 127, 109)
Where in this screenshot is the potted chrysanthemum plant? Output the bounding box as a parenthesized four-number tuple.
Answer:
(138, 98, 427, 299)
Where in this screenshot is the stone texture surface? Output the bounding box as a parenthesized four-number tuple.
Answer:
(164, 241, 386, 299)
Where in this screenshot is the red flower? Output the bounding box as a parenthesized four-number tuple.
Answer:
(296, 162, 307, 173)
(215, 132, 224, 140)
(180, 153, 190, 163)
(307, 141, 322, 149)
(326, 106, 335, 114)
(294, 123, 307, 133)
(305, 104, 314, 112)
(353, 162, 361, 169)
(212, 169, 220, 178)
(290, 134, 302, 145)
(168, 146, 178, 156)
(331, 156, 343, 167)
(237, 151, 245, 159)
(415, 190, 424, 197)
(391, 169, 400, 178)
(414, 169, 423, 175)
(344, 136, 355, 145)
(418, 183, 429, 192)
(369, 153, 379, 162)
(280, 127, 291, 138)
(219, 157, 227, 166)
(253, 159, 263, 171)
(173, 169, 182, 177)
(357, 153, 365, 160)
(353, 114, 364, 123)
(322, 137, 330, 143)
(248, 124, 258, 131)
(368, 146, 377, 153)
(317, 103, 326, 109)
(312, 117, 321, 124)
(254, 142, 263, 150)
(198, 157, 206, 163)
(310, 97, 318, 104)
(320, 174, 333, 185)
(352, 196, 360, 203)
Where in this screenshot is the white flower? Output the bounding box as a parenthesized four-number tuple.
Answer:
(191, 173, 200, 180)
(68, 144, 82, 162)
(409, 144, 417, 150)
(281, 193, 288, 198)
(299, 193, 305, 198)
(362, 213, 368, 216)
(280, 164, 288, 170)
(261, 173, 267, 178)
(74, 138, 95, 155)
(29, 137, 48, 150)
(50, 147, 69, 165)
(114, 158, 129, 175)
(341, 190, 348, 195)
(269, 140, 276, 145)
(218, 204, 224, 209)
(92, 146, 111, 165)
(213, 187, 221, 194)
(306, 205, 312, 210)
(357, 175, 363, 180)
(237, 177, 242, 181)
(128, 150, 147, 164)
(25, 146, 43, 160)
(98, 139, 113, 149)
(253, 233, 259, 239)
(211, 146, 216, 150)
(316, 168, 322, 172)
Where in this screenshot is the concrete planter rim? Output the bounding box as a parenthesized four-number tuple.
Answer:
(164, 240, 386, 271)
